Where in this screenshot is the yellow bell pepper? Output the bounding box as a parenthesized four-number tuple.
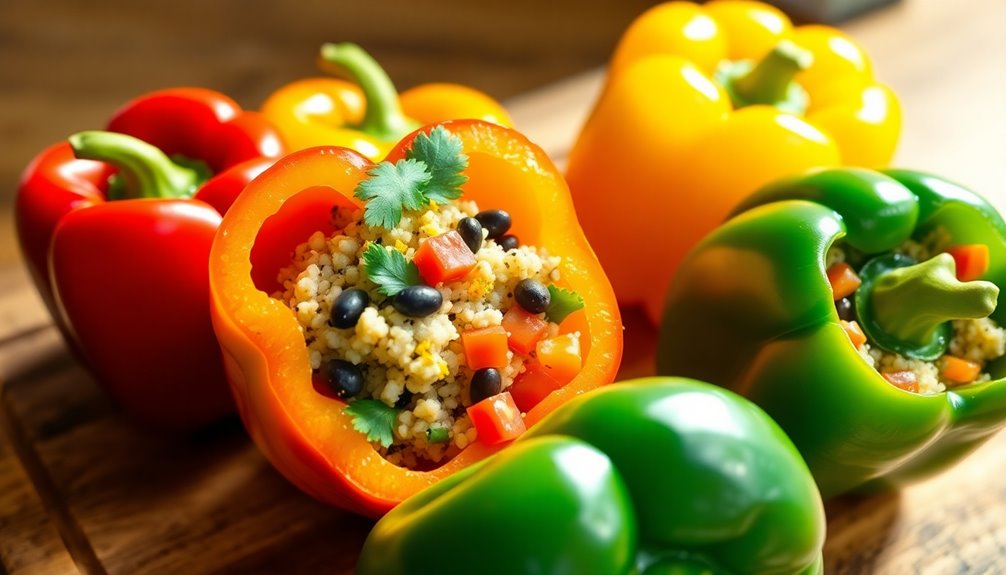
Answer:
(262, 43, 512, 159)
(566, 0, 901, 324)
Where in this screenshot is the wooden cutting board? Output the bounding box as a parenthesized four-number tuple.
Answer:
(3, 0, 1005, 572)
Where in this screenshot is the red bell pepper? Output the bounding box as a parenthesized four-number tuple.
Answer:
(15, 88, 284, 430)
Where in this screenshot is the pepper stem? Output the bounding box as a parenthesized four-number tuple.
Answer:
(318, 42, 418, 141)
(69, 131, 202, 200)
(871, 253, 999, 347)
(718, 39, 813, 114)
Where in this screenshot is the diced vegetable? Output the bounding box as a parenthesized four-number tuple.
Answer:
(508, 363, 562, 412)
(413, 230, 477, 285)
(945, 244, 989, 282)
(841, 320, 867, 349)
(940, 355, 981, 384)
(827, 262, 861, 301)
(466, 391, 526, 445)
(882, 371, 919, 393)
(501, 307, 549, 355)
(535, 332, 583, 384)
(462, 325, 509, 369)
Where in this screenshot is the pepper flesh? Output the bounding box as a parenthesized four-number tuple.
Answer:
(15, 88, 283, 430)
(261, 43, 513, 160)
(659, 168, 1006, 497)
(357, 379, 825, 575)
(567, 0, 900, 324)
(208, 120, 622, 517)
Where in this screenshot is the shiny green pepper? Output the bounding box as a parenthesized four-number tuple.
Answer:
(357, 379, 825, 575)
(658, 168, 1006, 498)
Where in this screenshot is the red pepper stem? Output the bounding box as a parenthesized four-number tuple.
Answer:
(68, 131, 201, 200)
(318, 42, 418, 142)
(725, 39, 812, 113)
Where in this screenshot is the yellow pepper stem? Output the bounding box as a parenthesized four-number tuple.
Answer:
(318, 42, 418, 142)
(718, 40, 813, 115)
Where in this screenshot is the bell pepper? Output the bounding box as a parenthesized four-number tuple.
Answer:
(208, 119, 622, 517)
(566, 0, 901, 324)
(15, 88, 284, 430)
(261, 43, 512, 159)
(357, 379, 825, 575)
(658, 167, 1006, 497)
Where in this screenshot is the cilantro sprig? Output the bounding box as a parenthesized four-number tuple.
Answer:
(545, 285, 585, 324)
(344, 399, 398, 448)
(354, 126, 469, 229)
(361, 243, 420, 297)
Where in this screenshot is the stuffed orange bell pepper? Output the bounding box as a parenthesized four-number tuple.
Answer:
(209, 120, 621, 517)
(567, 0, 901, 324)
(261, 43, 512, 159)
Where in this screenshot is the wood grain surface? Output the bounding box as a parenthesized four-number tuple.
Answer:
(3, 0, 1006, 573)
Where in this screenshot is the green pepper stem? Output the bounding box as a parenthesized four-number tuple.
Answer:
(871, 253, 999, 347)
(318, 42, 417, 141)
(69, 131, 202, 200)
(721, 39, 813, 114)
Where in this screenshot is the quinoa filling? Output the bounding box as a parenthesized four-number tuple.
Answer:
(828, 235, 1005, 395)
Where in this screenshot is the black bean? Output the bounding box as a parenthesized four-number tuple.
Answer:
(325, 359, 364, 398)
(497, 235, 519, 251)
(835, 297, 856, 322)
(470, 368, 502, 404)
(394, 389, 414, 409)
(329, 288, 370, 329)
(475, 210, 512, 239)
(457, 217, 483, 254)
(392, 285, 443, 317)
(514, 278, 550, 314)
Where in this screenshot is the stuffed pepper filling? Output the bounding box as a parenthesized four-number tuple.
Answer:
(828, 234, 1004, 395)
(273, 127, 586, 468)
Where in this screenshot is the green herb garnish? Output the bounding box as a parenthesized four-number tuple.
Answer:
(353, 126, 468, 229)
(545, 285, 585, 324)
(344, 399, 398, 448)
(361, 243, 420, 296)
(426, 427, 450, 444)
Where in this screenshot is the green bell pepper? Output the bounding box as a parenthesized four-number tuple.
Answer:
(357, 379, 825, 575)
(658, 167, 1006, 498)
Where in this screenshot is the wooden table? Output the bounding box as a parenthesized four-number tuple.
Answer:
(3, 0, 1005, 572)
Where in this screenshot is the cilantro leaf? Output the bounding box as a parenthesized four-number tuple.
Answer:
(354, 159, 431, 229)
(545, 285, 585, 324)
(406, 125, 468, 205)
(344, 399, 398, 448)
(361, 243, 420, 297)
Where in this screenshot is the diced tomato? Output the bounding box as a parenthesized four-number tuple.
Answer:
(841, 320, 867, 349)
(413, 230, 477, 285)
(509, 363, 562, 412)
(501, 307, 549, 355)
(467, 391, 526, 445)
(882, 370, 920, 393)
(827, 262, 861, 300)
(940, 355, 981, 384)
(535, 332, 582, 384)
(945, 244, 989, 282)
(462, 325, 509, 369)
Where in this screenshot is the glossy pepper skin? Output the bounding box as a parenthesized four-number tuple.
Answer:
(658, 168, 1006, 497)
(567, 0, 901, 324)
(358, 379, 825, 575)
(208, 119, 622, 517)
(15, 88, 284, 430)
(261, 43, 512, 160)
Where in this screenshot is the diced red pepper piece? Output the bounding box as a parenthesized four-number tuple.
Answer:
(882, 370, 919, 393)
(841, 320, 867, 349)
(413, 230, 477, 285)
(501, 307, 549, 355)
(535, 332, 582, 384)
(508, 363, 562, 412)
(945, 244, 989, 282)
(940, 355, 981, 384)
(466, 391, 526, 445)
(462, 325, 509, 369)
(827, 262, 861, 300)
